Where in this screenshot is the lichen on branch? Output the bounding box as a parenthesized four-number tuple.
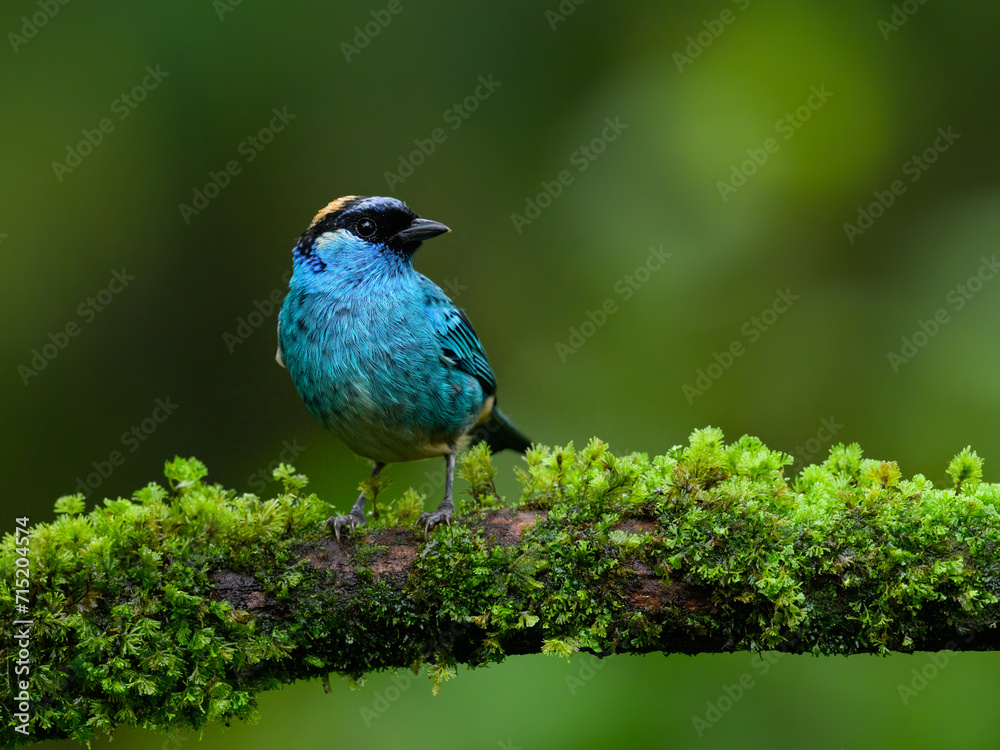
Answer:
(3, 429, 1000, 746)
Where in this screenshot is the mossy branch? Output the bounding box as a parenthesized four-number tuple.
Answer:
(4, 430, 1000, 745)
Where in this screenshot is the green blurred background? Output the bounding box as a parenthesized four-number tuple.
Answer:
(4, 0, 1000, 747)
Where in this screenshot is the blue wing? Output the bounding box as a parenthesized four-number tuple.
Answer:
(418, 275, 497, 396)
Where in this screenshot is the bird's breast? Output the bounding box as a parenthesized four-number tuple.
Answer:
(278, 278, 486, 463)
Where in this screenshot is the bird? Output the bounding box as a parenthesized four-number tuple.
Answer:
(276, 195, 531, 540)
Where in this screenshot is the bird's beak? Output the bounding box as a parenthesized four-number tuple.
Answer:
(393, 218, 451, 245)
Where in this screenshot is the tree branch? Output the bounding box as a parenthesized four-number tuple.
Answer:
(3, 430, 999, 745)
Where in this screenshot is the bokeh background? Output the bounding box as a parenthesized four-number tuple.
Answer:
(4, 0, 1000, 748)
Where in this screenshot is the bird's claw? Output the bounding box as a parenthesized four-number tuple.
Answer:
(417, 509, 452, 539)
(325, 511, 366, 543)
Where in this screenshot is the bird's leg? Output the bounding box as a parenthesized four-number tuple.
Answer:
(326, 462, 385, 543)
(418, 452, 456, 538)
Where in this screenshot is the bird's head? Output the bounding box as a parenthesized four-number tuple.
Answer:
(292, 195, 450, 273)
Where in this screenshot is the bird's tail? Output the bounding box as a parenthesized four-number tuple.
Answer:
(468, 406, 531, 454)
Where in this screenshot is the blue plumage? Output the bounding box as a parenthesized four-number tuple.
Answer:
(276, 196, 530, 538)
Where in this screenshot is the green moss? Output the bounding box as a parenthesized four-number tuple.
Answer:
(4, 431, 1000, 745)
(1, 459, 329, 745)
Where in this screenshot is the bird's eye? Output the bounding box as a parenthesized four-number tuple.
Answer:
(356, 218, 377, 237)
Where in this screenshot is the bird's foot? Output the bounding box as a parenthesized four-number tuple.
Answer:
(325, 510, 366, 543)
(417, 508, 452, 539)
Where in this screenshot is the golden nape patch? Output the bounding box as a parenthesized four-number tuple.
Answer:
(309, 195, 358, 228)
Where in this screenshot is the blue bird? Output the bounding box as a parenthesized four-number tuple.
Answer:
(276, 195, 530, 539)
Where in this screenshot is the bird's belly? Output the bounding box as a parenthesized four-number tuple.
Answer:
(280, 288, 488, 464)
(319, 344, 486, 464)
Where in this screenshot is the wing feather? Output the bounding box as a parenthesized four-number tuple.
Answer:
(419, 275, 497, 396)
